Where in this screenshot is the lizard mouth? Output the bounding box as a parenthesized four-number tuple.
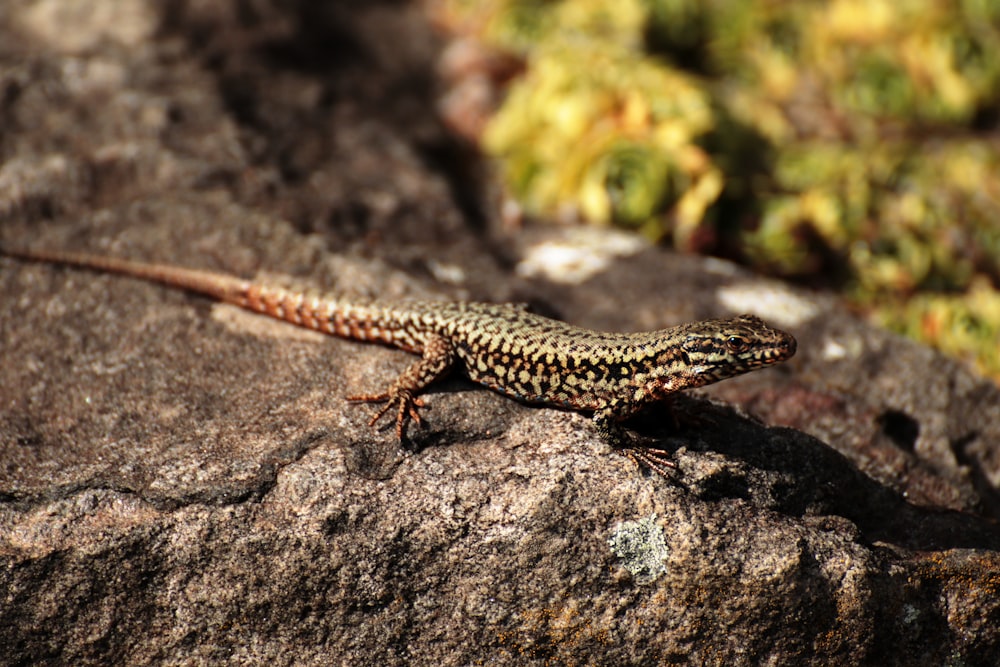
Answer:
(775, 334, 797, 360)
(737, 333, 796, 370)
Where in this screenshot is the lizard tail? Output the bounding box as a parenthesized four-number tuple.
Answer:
(1, 245, 413, 348)
(1, 246, 251, 304)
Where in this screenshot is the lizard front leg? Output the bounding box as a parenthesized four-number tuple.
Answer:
(593, 403, 679, 476)
(348, 335, 456, 439)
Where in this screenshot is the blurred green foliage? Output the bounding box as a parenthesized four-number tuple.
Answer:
(430, 0, 1000, 380)
(482, 35, 722, 243)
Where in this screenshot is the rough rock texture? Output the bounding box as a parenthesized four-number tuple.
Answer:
(1, 2, 999, 665)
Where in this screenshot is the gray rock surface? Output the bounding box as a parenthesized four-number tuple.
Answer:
(2, 2, 999, 665)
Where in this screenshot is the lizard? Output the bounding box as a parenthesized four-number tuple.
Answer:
(1, 246, 797, 475)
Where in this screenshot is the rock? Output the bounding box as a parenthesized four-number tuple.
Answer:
(1, 2, 999, 665)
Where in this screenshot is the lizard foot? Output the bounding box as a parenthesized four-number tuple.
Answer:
(348, 389, 425, 440)
(621, 446, 678, 479)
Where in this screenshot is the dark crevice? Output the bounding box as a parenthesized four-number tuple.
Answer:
(877, 409, 920, 453)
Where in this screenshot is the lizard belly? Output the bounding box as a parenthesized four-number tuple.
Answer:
(459, 347, 615, 411)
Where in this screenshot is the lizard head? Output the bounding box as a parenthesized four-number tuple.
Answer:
(662, 314, 796, 389)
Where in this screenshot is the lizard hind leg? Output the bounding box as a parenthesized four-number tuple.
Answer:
(346, 335, 456, 440)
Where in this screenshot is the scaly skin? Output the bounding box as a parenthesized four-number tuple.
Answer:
(2, 247, 797, 474)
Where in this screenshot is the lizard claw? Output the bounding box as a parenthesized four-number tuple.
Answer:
(621, 446, 678, 477)
(348, 390, 426, 440)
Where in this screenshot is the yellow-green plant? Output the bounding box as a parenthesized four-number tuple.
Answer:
(483, 35, 721, 243)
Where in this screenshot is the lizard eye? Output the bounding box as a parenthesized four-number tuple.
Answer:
(725, 335, 749, 354)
